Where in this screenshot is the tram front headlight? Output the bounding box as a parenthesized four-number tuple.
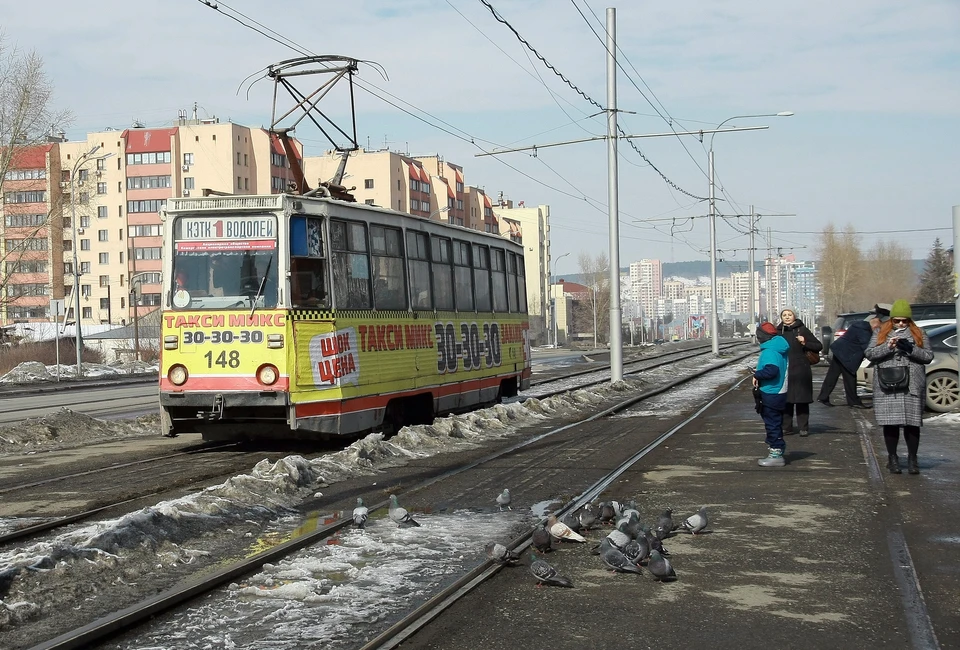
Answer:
(164, 335, 179, 350)
(257, 364, 279, 386)
(168, 364, 188, 386)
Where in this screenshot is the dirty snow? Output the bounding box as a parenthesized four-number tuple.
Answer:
(0, 360, 158, 384)
(0, 409, 160, 455)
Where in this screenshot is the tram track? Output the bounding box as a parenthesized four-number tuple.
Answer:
(0, 343, 749, 551)
(25, 348, 755, 650)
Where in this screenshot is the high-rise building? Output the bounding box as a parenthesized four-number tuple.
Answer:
(629, 259, 662, 320)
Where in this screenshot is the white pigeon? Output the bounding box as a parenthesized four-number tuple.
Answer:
(388, 494, 420, 527)
(485, 542, 521, 565)
(496, 488, 512, 511)
(546, 514, 587, 543)
(680, 506, 709, 535)
(352, 497, 369, 528)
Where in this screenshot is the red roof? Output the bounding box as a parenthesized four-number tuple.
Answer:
(483, 194, 492, 208)
(446, 181, 455, 199)
(268, 130, 302, 160)
(455, 169, 463, 184)
(7, 144, 54, 169)
(122, 127, 178, 153)
(418, 166, 429, 184)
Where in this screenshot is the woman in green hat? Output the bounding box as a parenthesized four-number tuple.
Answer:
(863, 299, 933, 474)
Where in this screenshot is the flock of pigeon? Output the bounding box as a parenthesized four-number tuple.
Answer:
(487, 489, 709, 588)
(349, 490, 708, 589)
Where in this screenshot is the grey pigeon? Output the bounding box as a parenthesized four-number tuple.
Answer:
(647, 549, 676, 582)
(388, 494, 421, 527)
(601, 545, 643, 575)
(623, 538, 645, 565)
(655, 509, 677, 541)
(643, 525, 669, 557)
(590, 536, 614, 556)
(616, 513, 642, 540)
(577, 504, 598, 531)
(496, 489, 512, 511)
(532, 525, 553, 553)
(547, 514, 587, 543)
(352, 497, 369, 528)
(605, 519, 632, 552)
(598, 502, 616, 525)
(529, 553, 574, 588)
(680, 506, 709, 535)
(485, 542, 520, 566)
(561, 512, 582, 534)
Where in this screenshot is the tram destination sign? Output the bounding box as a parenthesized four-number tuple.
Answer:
(176, 215, 277, 252)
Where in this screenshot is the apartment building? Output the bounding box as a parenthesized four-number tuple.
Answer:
(0, 116, 303, 329)
(491, 202, 550, 341)
(629, 259, 662, 321)
(730, 270, 760, 317)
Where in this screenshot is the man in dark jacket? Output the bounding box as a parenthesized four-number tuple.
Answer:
(816, 314, 879, 408)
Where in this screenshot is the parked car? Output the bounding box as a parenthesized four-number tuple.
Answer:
(857, 323, 959, 412)
(822, 311, 871, 358)
(823, 303, 956, 358)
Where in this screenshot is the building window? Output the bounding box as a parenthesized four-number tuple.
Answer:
(184, 177, 195, 190)
(96, 157, 106, 171)
(81, 239, 91, 251)
(270, 152, 287, 168)
(410, 178, 418, 192)
(80, 262, 91, 274)
(99, 252, 109, 264)
(364, 179, 374, 189)
(99, 297, 110, 311)
(5, 283, 48, 298)
(128, 224, 162, 237)
(3, 168, 46, 181)
(98, 229, 108, 242)
(126, 199, 166, 213)
(97, 182, 107, 194)
(81, 284, 91, 297)
(236, 152, 241, 166)
(237, 176, 242, 190)
(4, 213, 45, 227)
(271, 176, 286, 192)
(64, 262, 73, 275)
(99, 275, 110, 287)
(5, 237, 48, 251)
(244, 153, 248, 167)
(3, 191, 46, 204)
(126, 175, 172, 190)
(457, 199, 463, 211)
(141, 293, 161, 306)
(134, 247, 162, 260)
(63, 240, 72, 252)
(137, 272, 161, 284)
(5, 260, 47, 273)
(82, 307, 92, 319)
(78, 169, 88, 182)
(80, 216, 90, 228)
(364, 199, 375, 205)
(125, 152, 171, 165)
(183, 153, 194, 166)
(244, 177, 249, 191)
(98, 205, 108, 219)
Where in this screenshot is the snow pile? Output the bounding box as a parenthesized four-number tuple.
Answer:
(0, 362, 158, 384)
(0, 409, 160, 454)
(0, 362, 51, 383)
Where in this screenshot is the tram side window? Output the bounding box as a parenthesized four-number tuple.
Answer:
(431, 236, 454, 311)
(506, 252, 519, 312)
(473, 244, 491, 311)
(290, 258, 327, 308)
(491, 248, 508, 312)
(330, 220, 371, 309)
(452, 240, 474, 311)
(516, 255, 527, 312)
(371, 224, 407, 310)
(407, 231, 432, 309)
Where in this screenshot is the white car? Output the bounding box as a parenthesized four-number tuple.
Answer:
(857, 319, 956, 387)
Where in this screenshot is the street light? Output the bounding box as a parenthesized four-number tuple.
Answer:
(708, 111, 793, 355)
(428, 205, 452, 222)
(70, 145, 115, 377)
(550, 251, 570, 346)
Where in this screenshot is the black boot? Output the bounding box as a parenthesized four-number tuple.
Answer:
(907, 455, 920, 475)
(887, 454, 902, 474)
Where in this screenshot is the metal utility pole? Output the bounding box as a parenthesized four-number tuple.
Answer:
(954, 206, 960, 351)
(605, 7, 623, 381)
(748, 206, 756, 325)
(766, 227, 774, 323)
(130, 236, 141, 362)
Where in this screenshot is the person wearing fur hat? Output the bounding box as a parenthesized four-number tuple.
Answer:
(753, 321, 791, 467)
(863, 300, 933, 475)
(777, 308, 823, 436)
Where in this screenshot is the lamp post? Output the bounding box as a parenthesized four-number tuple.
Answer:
(550, 251, 570, 346)
(708, 111, 793, 355)
(70, 145, 114, 377)
(428, 205, 451, 222)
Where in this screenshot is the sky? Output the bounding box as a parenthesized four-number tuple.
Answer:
(2, 0, 958, 276)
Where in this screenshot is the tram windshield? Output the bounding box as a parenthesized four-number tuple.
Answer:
(170, 214, 279, 310)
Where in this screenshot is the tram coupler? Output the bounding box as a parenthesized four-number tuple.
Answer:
(197, 394, 225, 421)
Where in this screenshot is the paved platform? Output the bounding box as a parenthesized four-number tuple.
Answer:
(404, 366, 958, 650)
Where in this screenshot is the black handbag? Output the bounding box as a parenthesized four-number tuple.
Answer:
(877, 366, 909, 391)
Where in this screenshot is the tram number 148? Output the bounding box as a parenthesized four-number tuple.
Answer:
(204, 350, 241, 368)
(435, 321, 503, 373)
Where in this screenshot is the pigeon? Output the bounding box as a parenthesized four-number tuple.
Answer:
(352, 497, 369, 528)
(598, 502, 617, 525)
(388, 494, 420, 527)
(561, 512, 582, 534)
(647, 549, 676, 582)
(485, 542, 521, 566)
(496, 489, 512, 512)
(680, 506, 709, 535)
(616, 513, 642, 540)
(623, 537, 648, 565)
(532, 525, 554, 553)
(601, 545, 644, 575)
(547, 514, 587, 543)
(577, 504, 598, 531)
(655, 509, 677, 541)
(605, 519, 632, 552)
(643, 526, 670, 557)
(529, 553, 574, 588)
(590, 536, 614, 556)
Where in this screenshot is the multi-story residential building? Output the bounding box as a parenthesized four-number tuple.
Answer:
(1, 142, 65, 323)
(1, 115, 304, 330)
(730, 270, 761, 318)
(629, 259, 662, 321)
(763, 254, 819, 322)
(663, 279, 686, 301)
(492, 201, 551, 343)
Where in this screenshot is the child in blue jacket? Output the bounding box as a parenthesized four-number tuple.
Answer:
(753, 322, 790, 467)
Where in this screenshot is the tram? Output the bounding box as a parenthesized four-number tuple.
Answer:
(158, 194, 531, 440)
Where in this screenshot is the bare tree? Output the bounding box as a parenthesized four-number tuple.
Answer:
(0, 33, 71, 307)
(816, 224, 864, 317)
(858, 239, 915, 306)
(915, 237, 953, 303)
(573, 251, 610, 347)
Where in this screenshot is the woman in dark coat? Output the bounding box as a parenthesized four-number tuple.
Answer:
(777, 309, 823, 436)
